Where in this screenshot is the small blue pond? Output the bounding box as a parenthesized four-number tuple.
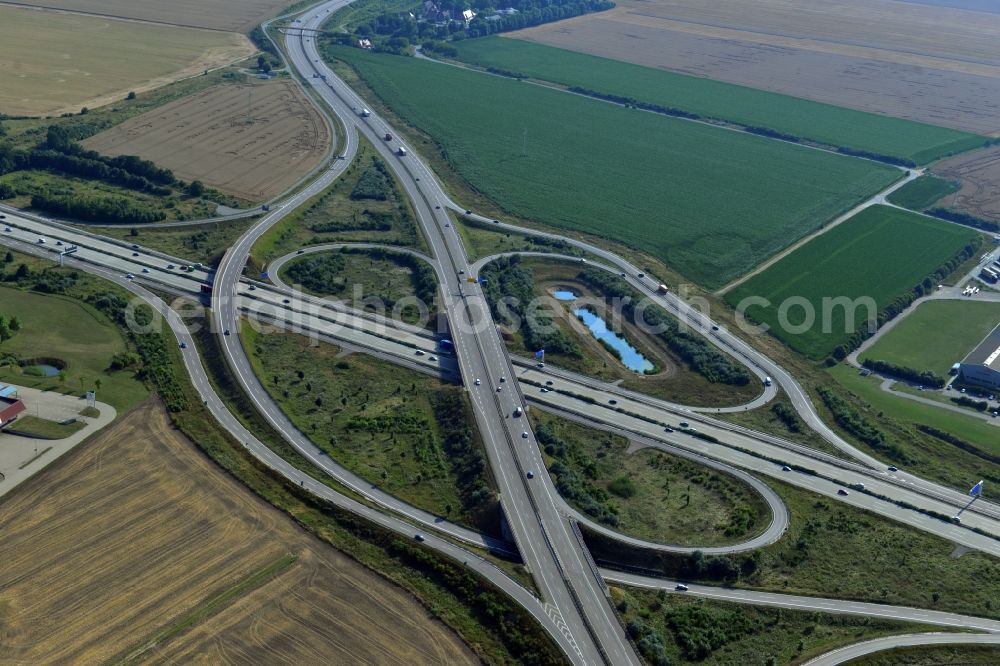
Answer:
(573, 308, 654, 374)
(552, 290, 578, 301)
(29, 364, 61, 377)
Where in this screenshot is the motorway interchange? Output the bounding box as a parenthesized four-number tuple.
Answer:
(4, 1, 1000, 663)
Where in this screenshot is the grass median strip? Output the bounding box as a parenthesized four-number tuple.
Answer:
(7, 416, 85, 440)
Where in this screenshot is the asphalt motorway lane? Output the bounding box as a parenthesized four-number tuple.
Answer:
(803, 633, 1000, 666)
(212, 4, 640, 664)
(9, 205, 1000, 555)
(11, 233, 1000, 666)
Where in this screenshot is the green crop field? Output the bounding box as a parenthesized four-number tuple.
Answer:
(887, 174, 962, 210)
(328, 46, 899, 288)
(450, 37, 990, 165)
(726, 206, 980, 359)
(862, 300, 1000, 376)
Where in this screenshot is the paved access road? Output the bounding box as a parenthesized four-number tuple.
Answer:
(211, 4, 640, 663)
(803, 633, 1000, 665)
(8, 205, 1000, 556)
(11, 231, 1000, 666)
(607, 569, 1000, 633)
(460, 216, 1000, 520)
(5, 3, 1000, 662)
(0, 233, 570, 647)
(223, 287, 1000, 554)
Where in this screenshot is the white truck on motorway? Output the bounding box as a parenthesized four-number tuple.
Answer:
(397, 146, 408, 157)
(360, 108, 371, 117)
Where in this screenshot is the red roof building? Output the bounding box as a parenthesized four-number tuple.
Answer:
(0, 397, 25, 427)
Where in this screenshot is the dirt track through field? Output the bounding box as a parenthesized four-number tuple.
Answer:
(0, 401, 477, 665)
(509, 0, 1000, 134)
(83, 80, 330, 203)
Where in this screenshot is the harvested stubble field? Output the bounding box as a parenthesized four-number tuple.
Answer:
(83, 80, 330, 202)
(0, 401, 477, 665)
(0, 5, 253, 117)
(509, 0, 1000, 135)
(329, 46, 899, 289)
(933, 144, 1000, 222)
(4, 0, 298, 32)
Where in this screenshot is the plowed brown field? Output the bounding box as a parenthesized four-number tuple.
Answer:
(0, 401, 477, 665)
(83, 80, 330, 203)
(509, 0, 1000, 134)
(934, 144, 1000, 222)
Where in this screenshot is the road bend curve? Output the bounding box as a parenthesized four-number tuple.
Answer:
(803, 633, 1000, 666)
(266, 243, 436, 292)
(7, 206, 1000, 554)
(456, 222, 1000, 519)
(215, 4, 640, 663)
(0, 236, 574, 655)
(13, 235, 997, 666)
(604, 569, 1000, 634)
(537, 405, 790, 555)
(470, 249, 776, 412)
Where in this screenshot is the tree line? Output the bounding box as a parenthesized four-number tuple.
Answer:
(816, 387, 911, 463)
(567, 87, 921, 167)
(860, 358, 945, 388)
(0, 123, 181, 223)
(31, 192, 166, 225)
(466, 0, 614, 38)
(430, 391, 498, 520)
(3, 260, 79, 293)
(927, 207, 1000, 233)
(480, 256, 582, 357)
(0, 126, 176, 196)
(331, 0, 613, 52)
(89, 291, 187, 412)
(535, 419, 621, 527)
